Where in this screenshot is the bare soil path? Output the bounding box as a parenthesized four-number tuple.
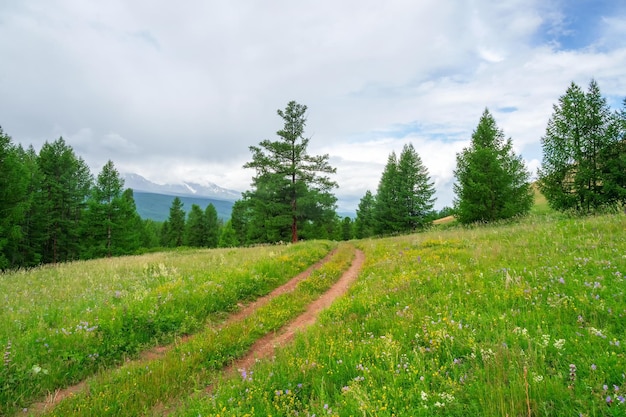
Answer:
(26, 249, 339, 416)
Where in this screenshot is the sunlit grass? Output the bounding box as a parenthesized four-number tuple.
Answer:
(175, 213, 626, 416)
(41, 243, 356, 417)
(0, 241, 334, 415)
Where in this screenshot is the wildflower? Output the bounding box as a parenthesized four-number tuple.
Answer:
(558, 277, 565, 284)
(553, 339, 566, 350)
(569, 364, 577, 382)
(421, 391, 428, 401)
(342, 386, 350, 392)
(591, 364, 597, 371)
(618, 396, 625, 404)
(3, 341, 11, 367)
(606, 396, 612, 404)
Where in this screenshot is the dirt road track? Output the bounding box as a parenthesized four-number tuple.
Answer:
(207, 248, 365, 392)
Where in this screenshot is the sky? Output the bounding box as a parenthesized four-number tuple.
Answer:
(1, 1, 625, 212)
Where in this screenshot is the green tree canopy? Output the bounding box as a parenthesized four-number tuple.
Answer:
(0, 127, 29, 269)
(37, 137, 93, 263)
(538, 80, 625, 212)
(185, 204, 206, 247)
(373, 144, 436, 234)
(204, 203, 220, 248)
(242, 100, 337, 243)
(84, 160, 140, 258)
(165, 197, 186, 247)
(454, 108, 533, 224)
(355, 190, 376, 239)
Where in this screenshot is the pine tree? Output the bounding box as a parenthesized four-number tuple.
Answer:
(84, 160, 125, 258)
(166, 197, 185, 247)
(355, 190, 376, 238)
(373, 152, 401, 234)
(373, 144, 436, 234)
(204, 203, 220, 248)
(218, 220, 239, 248)
(0, 127, 29, 269)
(341, 217, 353, 241)
(599, 98, 626, 207)
(454, 109, 533, 224)
(185, 204, 206, 247)
(243, 101, 337, 243)
(396, 143, 436, 230)
(37, 138, 93, 263)
(117, 188, 142, 254)
(230, 200, 250, 246)
(16, 145, 45, 267)
(538, 80, 622, 212)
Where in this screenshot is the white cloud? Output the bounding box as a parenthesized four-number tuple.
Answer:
(1, 1, 625, 212)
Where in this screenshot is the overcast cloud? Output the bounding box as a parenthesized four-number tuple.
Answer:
(1, 1, 625, 211)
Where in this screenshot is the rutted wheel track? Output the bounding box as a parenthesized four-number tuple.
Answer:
(26, 246, 365, 416)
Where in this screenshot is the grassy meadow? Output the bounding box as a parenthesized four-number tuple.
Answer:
(0, 241, 335, 415)
(2, 203, 626, 416)
(175, 212, 626, 416)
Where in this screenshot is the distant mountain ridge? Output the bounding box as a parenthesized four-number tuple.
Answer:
(122, 173, 242, 201)
(122, 173, 240, 222)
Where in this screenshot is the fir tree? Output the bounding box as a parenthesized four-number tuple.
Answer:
(454, 109, 533, 224)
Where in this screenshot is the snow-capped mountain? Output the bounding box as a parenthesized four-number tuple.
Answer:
(123, 173, 241, 201)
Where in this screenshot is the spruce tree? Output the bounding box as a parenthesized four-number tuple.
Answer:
(218, 220, 239, 248)
(373, 152, 401, 234)
(355, 190, 376, 238)
(166, 197, 186, 247)
(396, 143, 436, 230)
(185, 204, 206, 247)
(0, 127, 29, 269)
(373, 144, 436, 234)
(204, 203, 220, 248)
(84, 160, 126, 258)
(454, 108, 533, 224)
(37, 138, 93, 263)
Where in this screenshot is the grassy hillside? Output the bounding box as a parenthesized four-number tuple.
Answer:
(2, 203, 625, 416)
(0, 241, 335, 415)
(133, 191, 234, 221)
(177, 212, 626, 416)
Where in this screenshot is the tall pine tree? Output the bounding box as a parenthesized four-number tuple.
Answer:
(243, 101, 337, 243)
(396, 143, 436, 230)
(454, 109, 533, 224)
(373, 144, 436, 234)
(185, 204, 206, 247)
(165, 197, 186, 247)
(355, 190, 376, 238)
(0, 127, 29, 269)
(204, 203, 220, 248)
(37, 138, 93, 263)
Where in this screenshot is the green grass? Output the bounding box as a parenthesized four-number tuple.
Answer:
(0, 241, 334, 415)
(174, 213, 626, 416)
(4, 192, 626, 416)
(40, 242, 356, 417)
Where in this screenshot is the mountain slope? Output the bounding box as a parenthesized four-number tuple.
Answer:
(133, 191, 234, 222)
